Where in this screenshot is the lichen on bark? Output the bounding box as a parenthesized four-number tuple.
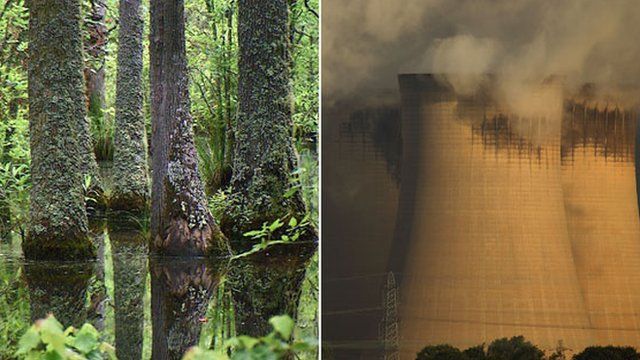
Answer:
(24, 0, 95, 260)
(222, 0, 307, 240)
(111, 0, 149, 211)
(150, 0, 227, 256)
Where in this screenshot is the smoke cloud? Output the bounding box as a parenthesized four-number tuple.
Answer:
(323, 0, 640, 109)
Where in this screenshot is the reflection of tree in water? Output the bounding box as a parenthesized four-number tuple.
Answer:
(87, 218, 108, 332)
(228, 242, 315, 337)
(151, 258, 225, 359)
(110, 217, 147, 360)
(24, 261, 93, 328)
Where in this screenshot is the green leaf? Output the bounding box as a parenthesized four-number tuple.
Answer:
(269, 315, 294, 340)
(16, 327, 40, 355)
(71, 324, 100, 353)
(268, 219, 283, 232)
(39, 316, 66, 353)
(236, 335, 259, 349)
(288, 217, 297, 227)
(242, 230, 264, 237)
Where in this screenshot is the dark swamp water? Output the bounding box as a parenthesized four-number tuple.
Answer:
(322, 74, 640, 359)
(0, 214, 318, 359)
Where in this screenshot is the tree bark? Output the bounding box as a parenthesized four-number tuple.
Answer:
(111, 0, 149, 211)
(24, 0, 94, 260)
(223, 0, 306, 239)
(150, 0, 226, 256)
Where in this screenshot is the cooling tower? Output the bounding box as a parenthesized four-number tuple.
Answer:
(561, 106, 640, 346)
(396, 75, 595, 359)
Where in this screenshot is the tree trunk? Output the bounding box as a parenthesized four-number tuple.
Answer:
(82, 0, 106, 196)
(24, 0, 94, 260)
(151, 259, 223, 359)
(111, 0, 149, 211)
(150, 0, 226, 256)
(223, 0, 306, 239)
(110, 220, 146, 360)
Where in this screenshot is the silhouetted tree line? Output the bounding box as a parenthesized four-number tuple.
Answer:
(416, 336, 640, 360)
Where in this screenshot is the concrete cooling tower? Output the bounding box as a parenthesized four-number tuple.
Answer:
(396, 75, 600, 359)
(561, 105, 640, 346)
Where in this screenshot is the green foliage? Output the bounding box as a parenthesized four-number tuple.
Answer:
(0, 0, 30, 240)
(187, 0, 238, 193)
(0, 258, 29, 359)
(233, 214, 311, 259)
(15, 315, 116, 360)
(184, 315, 317, 360)
(0, 162, 29, 238)
(289, 0, 319, 148)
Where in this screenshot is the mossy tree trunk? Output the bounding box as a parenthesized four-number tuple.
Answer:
(111, 0, 149, 211)
(151, 259, 222, 359)
(150, 0, 226, 256)
(24, 0, 95, 260)
(222, 0, 306, 239)
(110, 220, 146, 360)
(81, 0, 105, 198)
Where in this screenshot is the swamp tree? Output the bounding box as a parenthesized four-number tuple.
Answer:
(111, 0, 149, 211)
(23, 0, 94, 259)
(150, 0, 226, 256)
(222, 0, 307, 239)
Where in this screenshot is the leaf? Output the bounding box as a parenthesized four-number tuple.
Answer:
(269, 315, 294, 341)
(242, 230, 264, 238)
(71, 324, 100, 353)
(268, 219, 283, 232)
(236, 335, 259, 349)
(99, 342, 117, 360)
(39, 316, 66, 353)
(288, 217, 297, 227)
(16, 327, 40, 355)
